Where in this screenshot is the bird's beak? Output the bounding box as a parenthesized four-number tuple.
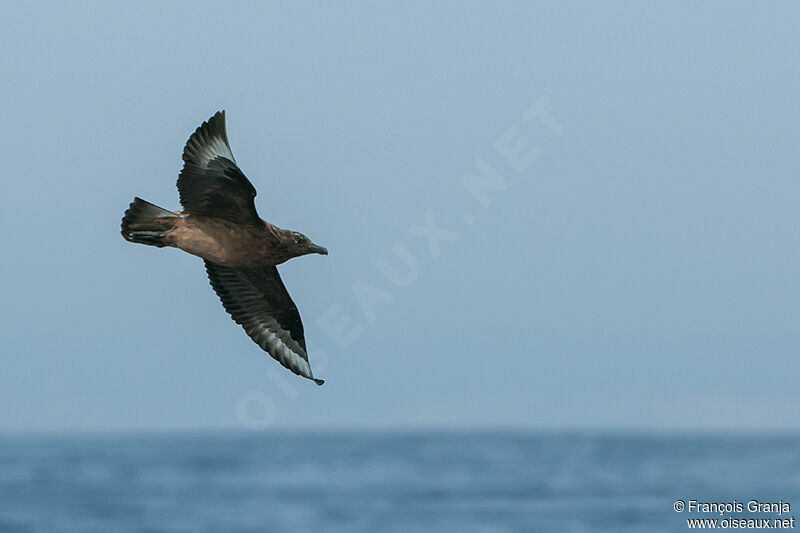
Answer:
(309, 243, 328, 255)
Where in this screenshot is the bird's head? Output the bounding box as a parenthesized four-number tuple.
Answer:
(285, 231, 328, 258)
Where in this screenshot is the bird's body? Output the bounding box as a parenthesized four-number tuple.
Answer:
(135, 213, 304, 268)
(121, 111, 327, 385)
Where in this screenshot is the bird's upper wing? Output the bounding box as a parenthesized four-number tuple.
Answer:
(177, 111, 261, 225)
(204, 260, 324, 385)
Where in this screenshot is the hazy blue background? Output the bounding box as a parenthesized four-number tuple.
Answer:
(1, 1, 798, 432)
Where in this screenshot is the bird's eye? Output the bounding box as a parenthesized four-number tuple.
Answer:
(293, 236, 302, 244)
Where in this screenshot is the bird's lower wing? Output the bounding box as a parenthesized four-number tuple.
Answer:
(204, 261, 324, 385)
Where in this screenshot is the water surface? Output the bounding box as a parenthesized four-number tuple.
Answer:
(0, 431, 796, 532)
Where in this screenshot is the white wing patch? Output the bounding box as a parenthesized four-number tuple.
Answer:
(183, 111, 237, 167)
(248, 317, 313, 378)
(196, 135, 236, 166)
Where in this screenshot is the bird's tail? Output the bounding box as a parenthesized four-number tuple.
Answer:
(121, 197, 178, 247)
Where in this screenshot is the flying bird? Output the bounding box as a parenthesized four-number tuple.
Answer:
(121, 111, 327, 385)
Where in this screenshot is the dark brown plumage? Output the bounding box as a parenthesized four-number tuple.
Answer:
(121, 111, 327, 385)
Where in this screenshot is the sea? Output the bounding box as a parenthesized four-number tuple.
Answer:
(0, 431, 797, 532)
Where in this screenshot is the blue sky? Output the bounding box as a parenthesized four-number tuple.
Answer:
(1, 2, 799, 431)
